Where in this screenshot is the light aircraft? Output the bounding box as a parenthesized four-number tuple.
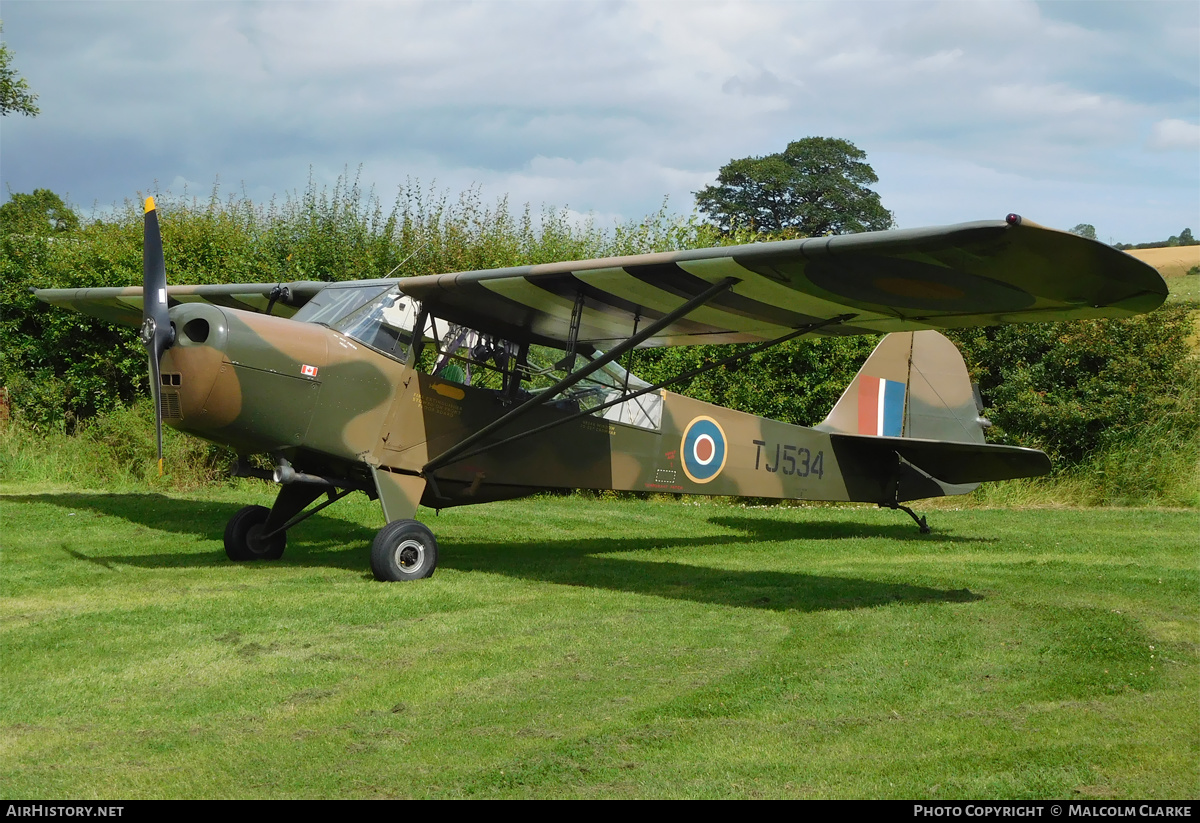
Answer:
(34, 200, 1166, 581)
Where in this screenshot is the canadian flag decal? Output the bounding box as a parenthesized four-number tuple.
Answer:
(301, 364, 318, 378)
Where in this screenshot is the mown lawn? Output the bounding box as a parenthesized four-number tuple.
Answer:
(2, 486, 1196, 799)
(1166, 272, 1199, 305)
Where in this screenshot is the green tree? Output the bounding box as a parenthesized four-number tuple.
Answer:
(0, 189, 79, 236)
(695, 137, 894, 236)
(1070, 223, 1097, 241)
(0, 23, 39, 117)
(1168, 228, 1196, 247)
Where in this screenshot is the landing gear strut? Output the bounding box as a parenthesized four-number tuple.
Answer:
(221, 483, 337, 563)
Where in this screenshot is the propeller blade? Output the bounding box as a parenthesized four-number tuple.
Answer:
(141, 197, 174, 474)
(142, 198, 167, 328)
(148, 344, 164, 475)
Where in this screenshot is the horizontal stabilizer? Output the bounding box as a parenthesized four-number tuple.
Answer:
(830, 433, 1051, 484)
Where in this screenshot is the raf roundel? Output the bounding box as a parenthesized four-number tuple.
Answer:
(680, 415, 728, 484)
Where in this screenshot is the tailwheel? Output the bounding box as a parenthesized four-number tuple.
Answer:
(371, 519, 438, 582)
(880, 502, 931, 534)
(224, 504, 287, 561)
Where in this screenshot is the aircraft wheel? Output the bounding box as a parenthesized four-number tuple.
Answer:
(371, 519, 437, 582)
(224, 505, 286, 562)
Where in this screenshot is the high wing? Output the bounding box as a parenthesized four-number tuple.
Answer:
(396, 217, 1166, 347)
(34, 217, 1166, 347)
(32, 281, 331, 327)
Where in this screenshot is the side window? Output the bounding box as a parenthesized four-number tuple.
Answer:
(429, 323, 517, 390)
(517, 346, 663, 431)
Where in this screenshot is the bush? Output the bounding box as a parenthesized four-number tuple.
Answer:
(948, 306, 1200, 469)
(0, 398, 235, 489)
(627, 335, 879, 426)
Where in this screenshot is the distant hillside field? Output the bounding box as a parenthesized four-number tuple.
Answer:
(1127, 246, 1200, 278)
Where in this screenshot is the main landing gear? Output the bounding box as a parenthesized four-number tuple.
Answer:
(370, 519, 438, 582)
(224, 504, 288, 560)
(220, 482, 440, 581)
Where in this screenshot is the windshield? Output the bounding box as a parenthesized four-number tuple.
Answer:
(328, 286, 423, 358)
(291, 284, 393, 326)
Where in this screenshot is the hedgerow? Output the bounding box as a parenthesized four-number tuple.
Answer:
(2, 177, 1196, 505)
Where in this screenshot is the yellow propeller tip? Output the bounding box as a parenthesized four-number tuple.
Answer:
(144, 196, 157, 214)
(158, 457, 164, 477)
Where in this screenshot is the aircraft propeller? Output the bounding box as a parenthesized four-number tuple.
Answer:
(140, 197, 175, 475)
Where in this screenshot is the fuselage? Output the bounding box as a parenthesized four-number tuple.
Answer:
(157, 302, 907, 508)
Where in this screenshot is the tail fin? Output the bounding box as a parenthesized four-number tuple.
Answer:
(817, 331, 988, 444)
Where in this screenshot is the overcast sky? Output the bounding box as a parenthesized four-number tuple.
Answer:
(2, 0, 1197, 244)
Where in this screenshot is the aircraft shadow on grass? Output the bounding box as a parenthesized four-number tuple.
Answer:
(16, 492, 986, 613)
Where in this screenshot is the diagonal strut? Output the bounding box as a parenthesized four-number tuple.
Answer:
(421, 276, 739, 475)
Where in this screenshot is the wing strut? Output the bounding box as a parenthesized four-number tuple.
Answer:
(436, 312, 859, 468)
(422, 277, 739, 477)
(554, 288, 587, 371)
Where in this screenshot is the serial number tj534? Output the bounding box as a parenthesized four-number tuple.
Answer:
(752, 440, 825, 479)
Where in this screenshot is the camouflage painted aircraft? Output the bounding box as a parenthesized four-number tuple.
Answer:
(34, 200, 1166, 581)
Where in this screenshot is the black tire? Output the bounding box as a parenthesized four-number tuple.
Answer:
(371, 519, 437, 582)
(224, 505, 286, 561)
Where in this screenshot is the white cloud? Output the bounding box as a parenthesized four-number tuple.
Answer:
(913, 48, 964, 71)
(1, 0, 1195, 243)
(1147, 119, 1200, 152)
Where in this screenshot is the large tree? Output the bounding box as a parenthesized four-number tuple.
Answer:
(695, 137, 894, 236)
(0, 189, 78, 236)
(0, 22, 39, 117)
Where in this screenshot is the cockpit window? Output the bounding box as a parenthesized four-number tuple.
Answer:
(291, 284, 393, 327)
(328, 287, 421, 357)
(579, 354, 663, 430)
(296, 284, 663, 431)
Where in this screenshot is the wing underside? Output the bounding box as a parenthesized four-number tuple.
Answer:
(396, 219, 1166, 347)
(31, 282, 330, 327)
(33, 219, 1166, 347)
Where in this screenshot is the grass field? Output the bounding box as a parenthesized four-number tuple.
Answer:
(1127, 246, 1200, 280)
(1167, 273, 1200, 305)
(2, 485, 1197, 799)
